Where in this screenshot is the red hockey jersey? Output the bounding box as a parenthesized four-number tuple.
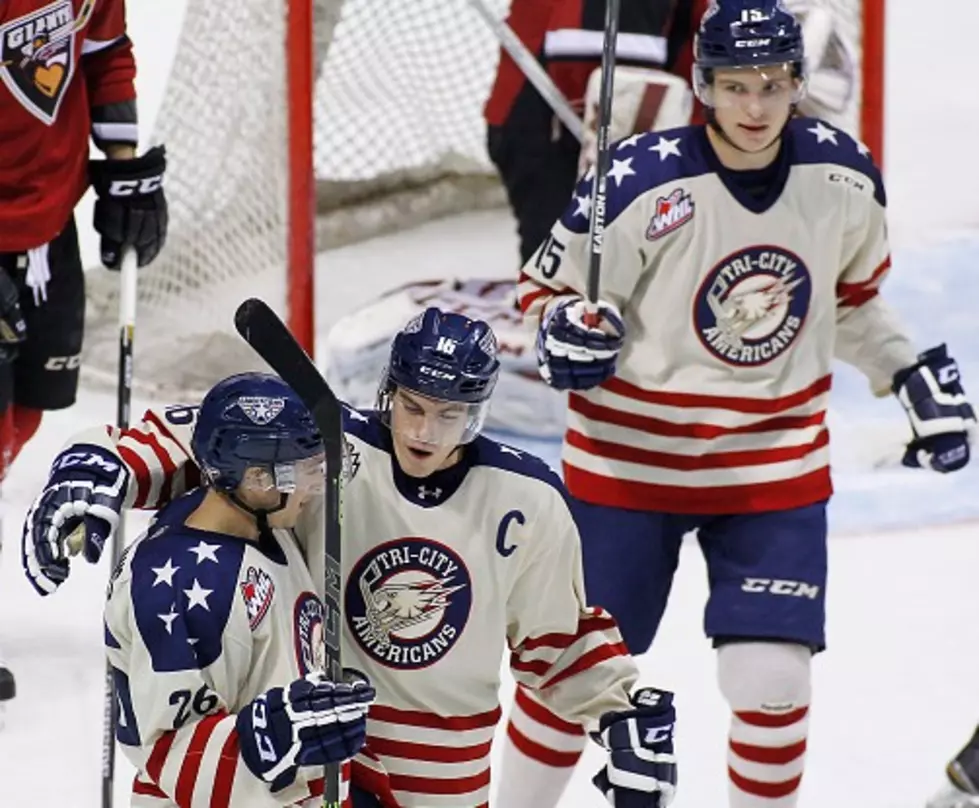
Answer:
(0, 0, 137, 252)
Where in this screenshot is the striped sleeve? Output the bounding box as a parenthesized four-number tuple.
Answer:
(833, 165, 916, 394)
(506, 487, 637, 732)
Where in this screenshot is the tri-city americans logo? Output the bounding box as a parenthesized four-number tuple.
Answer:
(693, 245, 812, 366)
(345, 537, 472, 670)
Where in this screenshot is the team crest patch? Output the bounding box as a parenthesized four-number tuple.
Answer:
(236, 396, 285, 425)
(293, 592, 326, 675)
(346, 537, 472, 670)
(693, 245, 812, 366)
(241, 566, 275, 630)
(0, 0, 78, 125)
(646, 188, 694, 240)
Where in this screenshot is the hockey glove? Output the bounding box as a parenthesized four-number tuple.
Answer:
(89, 145, 168, 268)
(0, 265, 27, 364)
(893, 344, 976, 473)
(21, 444, 129, 596)
(593, 688, 677, 808)
(537, 297, 626, 391)
(237, 669, 375, 793)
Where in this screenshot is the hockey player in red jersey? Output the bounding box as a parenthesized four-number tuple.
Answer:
(22, 308, 679, 808)
(510, 1, 977, 806)
(0, 0, 167, 705)
(484, 0, 702, 265)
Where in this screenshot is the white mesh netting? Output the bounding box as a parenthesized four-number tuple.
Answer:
(80, 0, 870, 397)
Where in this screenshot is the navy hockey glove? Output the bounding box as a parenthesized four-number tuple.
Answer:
(0, 265, 27, 364)
(593, 688, 677, 808)
(21, 444, 129, 596)
(89, 145, 168, 268)
(893, 344, 976, 473)
(537, 297, 626, 390)
(236, 670, 374, 793)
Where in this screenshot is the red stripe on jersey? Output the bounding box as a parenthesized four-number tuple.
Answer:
(118, 445, 152, 509)
(210, 728, 240, 808)
(369, 704, 502, 731)
(176, 714, 223, 807)
(569, 394, 827, 438)
(369, 734, 492, 763)
(730, 738, 807, 765)
(389, 767, 491, 796)
(837, 256, 891, 308)
(145, 731, 176, 785)
(729, 767, 803, 799)
(735, 706, 809, 728)
(600, 374, 832, 414)
(566, 424, 829, 471)
(507, 721, 584, 767)
(514, 686, 585, 736)
(120, 427, 178, 505)
(133, 776, 168, 798)
(542, 641, 629, 689)
(516, 273, 576, 314)
(517, 611, 616, 652)
(563, 464, 832, 514)
(351, 757, 401, 808)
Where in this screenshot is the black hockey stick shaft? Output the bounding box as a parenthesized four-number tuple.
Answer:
(234, 298, 344, 808)
(103, 250, 138, 808)
(584, 0, 622, 321)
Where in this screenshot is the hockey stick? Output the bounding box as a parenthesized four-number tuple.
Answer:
(583, 0, 622, 324)
(234, 298, 345, 808)
(101, 249, 138, 808)
(464, 0, 584, 142)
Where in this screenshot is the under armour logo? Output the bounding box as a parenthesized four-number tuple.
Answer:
(417, 485, 442, 501)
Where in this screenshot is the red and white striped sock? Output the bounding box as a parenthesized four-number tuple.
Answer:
(495, 686, 586, 808)
(718, 642, 812, 808)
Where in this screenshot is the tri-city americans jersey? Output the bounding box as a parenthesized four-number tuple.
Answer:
(518, 117, 918, 514)
(84, 404, 638, 808)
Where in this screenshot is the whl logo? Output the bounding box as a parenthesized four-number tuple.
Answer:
(646, 188, 694, 240)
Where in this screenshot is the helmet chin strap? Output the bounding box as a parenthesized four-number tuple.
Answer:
(226, 490, 290, 539)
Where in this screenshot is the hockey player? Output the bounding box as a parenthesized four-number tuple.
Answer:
(510, 1, 977, 806)
(22, 307, 679, 808)
(0, 0, 168, 701)
(484, 0, 701, 264)
(101, 373, 373, 806)
(927, 728, 979, 808)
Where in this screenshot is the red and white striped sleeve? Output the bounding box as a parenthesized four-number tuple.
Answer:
(506, 488, 638, 733)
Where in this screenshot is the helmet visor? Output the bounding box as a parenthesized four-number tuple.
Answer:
(694, 62, 806, 108)
(243, 452, 327, 496)
(378, 380, 490, 446)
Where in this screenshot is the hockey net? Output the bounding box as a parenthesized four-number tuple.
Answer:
(80, 0, 883, 397)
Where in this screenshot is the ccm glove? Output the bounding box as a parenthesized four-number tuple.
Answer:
(893, 344, 976, 473)
(236, 670, 375, 793)
(0, 266, 27, 363)
(21, 444, 129, 595)
(537, 297, 626, 390)
(593, 688, 677, 808)
(89, 145, 168, 268)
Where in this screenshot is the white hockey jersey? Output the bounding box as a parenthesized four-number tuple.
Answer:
(518, 117, 918, 514)
(104, 487, 349, 808)
(88, 405, 638, 808)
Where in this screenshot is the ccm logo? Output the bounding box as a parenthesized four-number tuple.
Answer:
(45, 354, 81, 371)
(109, 176, 163, 196)
(741, 577, 821, 599)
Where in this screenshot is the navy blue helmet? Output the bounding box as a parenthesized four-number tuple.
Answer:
(191, 372, 323, 493)
(694, 0, 805, 91)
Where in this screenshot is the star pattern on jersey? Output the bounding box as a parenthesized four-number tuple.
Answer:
(856, 140, 871, 158)
(345, 406, 369, 423)
(648, 135, 682, 161)
(158, 605, 179, 635)
(572, 193, 592, 219)
(617, 133, 644, 150)
(151, 558, 179, 587)
(500, 445, 523, 458)
(607, 157, 636, 187)
(188, 540, 220, 565)
(807, 121, 839, 145)
(184, 578, 214, 612)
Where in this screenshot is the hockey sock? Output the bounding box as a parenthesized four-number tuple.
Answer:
(0, 404, 42, 479)
(494, 685, 586, 808)
(718, 642, 811, 808)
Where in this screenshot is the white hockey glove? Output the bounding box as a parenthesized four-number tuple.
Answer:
(21, 444, 128, 595)
(593, 688, 677, 808)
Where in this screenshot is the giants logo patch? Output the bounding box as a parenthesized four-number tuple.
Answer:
(345, 537, 472, 670)
(293, 592, 325, 675)
(240, 566, 275, 630)
(693, 245, 812, 366)
(0, 0, 78, 124)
